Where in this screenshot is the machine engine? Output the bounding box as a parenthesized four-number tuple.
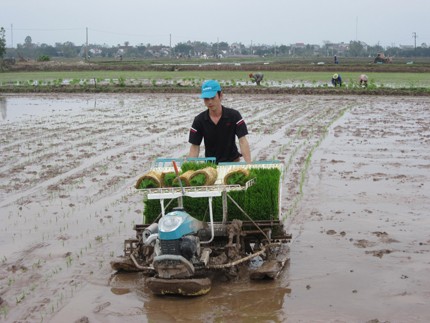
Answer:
(152, 209, 205, 279)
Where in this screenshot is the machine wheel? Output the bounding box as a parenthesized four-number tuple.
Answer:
(147, 277, 211, 296)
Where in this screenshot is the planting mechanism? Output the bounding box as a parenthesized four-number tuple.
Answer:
(111, 158, 291, 296)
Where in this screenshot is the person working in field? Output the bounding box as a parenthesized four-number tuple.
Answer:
(188, 80, 251, 164)
(249, 73, 264, 86)
(359, 74, 368, 87)
(331, 73, 342, 87)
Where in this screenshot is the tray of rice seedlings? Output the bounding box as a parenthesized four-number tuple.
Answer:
(142, 161, 283, 224)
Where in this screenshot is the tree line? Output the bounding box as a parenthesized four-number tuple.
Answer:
(2, 31, 430, 61)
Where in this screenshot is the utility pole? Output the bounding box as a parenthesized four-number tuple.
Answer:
(355, 17, 358, 41)
(412, 32, 417, 50)
(11, 24, 13, 48)
(169, 33, 172, 57)
(85, 27, 88, 61)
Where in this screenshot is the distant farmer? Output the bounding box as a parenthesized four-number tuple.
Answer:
(359, 74, 368, 87)
(249, 73, 264, 86)
(331, 73, 342, 87)
(334, 55, 339, 64)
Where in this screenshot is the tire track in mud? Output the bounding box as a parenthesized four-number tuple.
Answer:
(281, 96, 430, 322)
(234, 95, 356, 217)
(0, 95, 195, 206)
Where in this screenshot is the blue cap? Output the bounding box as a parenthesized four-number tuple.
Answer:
(200, 80, 221, 98)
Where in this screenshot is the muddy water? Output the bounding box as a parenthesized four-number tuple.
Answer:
(0, 94, 429, 322)
(285, 100, 430, 322)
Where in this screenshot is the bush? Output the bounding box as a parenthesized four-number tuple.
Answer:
(37, 55, 50, 62)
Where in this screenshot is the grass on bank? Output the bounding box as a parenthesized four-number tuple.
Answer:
(1, 70, 430, 88)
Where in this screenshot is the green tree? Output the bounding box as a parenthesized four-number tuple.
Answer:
(278, 45, 291, 55)
(56, 41, 79, 58)
(349, 41, 365, 57)
(218, 41, 229, 51)
(211, 41, 229, 57)
(0, 27, 6, 59)
(367, 44, 384, 57)
(24, 35, 33, 48)
(174, 42, 194, 56)
(37, 43, 58, 57)
(135, 44, 147, 56)
(385, 47, 402, 57)
(190, 41, 210, 56)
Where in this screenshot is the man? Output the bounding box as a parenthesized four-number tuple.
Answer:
(331, 73, 342, 87)
(188, 80, 251, 164)
(249, 73, 264, 86)
(359, 74, 368, 87)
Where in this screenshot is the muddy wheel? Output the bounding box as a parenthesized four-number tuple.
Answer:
(250, 243, 290, 280)
(147, 277, 211, 296)
(110, 257, 142, 272)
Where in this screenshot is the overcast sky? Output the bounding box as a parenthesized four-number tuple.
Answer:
(2, 0, 429, 48)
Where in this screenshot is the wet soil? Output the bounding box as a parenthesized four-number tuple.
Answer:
(2, 85, 429, 97)
(6, 60, 430, 73)
(0, 93, 429, 322)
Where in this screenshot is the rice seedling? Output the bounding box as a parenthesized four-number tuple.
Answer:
(0, 306, 9, 320)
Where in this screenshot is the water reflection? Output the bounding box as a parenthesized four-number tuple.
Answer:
(0, 96, 6, 120)
(109, 260, 292, 321)
(0, 96, 99, 122)
(141, 281, 291, 322)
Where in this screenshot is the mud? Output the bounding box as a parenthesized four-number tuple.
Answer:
(7, 60, 430, 73)
(0, 93, 429, 322)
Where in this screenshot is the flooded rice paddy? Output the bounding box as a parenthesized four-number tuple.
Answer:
(0, 93, 429, 322)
